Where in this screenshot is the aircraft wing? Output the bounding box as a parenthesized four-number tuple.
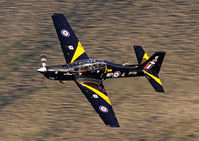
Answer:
(75, 78, 120, 127)
(52, 14, 89, 63)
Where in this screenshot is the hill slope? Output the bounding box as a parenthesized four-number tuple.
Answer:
(0, 0, 199, 140)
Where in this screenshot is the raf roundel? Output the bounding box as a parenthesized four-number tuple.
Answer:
(61, 29, 70, 37)
(99, 105, 108, 113)
(113, 71, 121, 78)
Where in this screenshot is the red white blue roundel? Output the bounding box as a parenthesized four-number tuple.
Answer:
(61, 29, 70, 37)
(113, 71, 121, 77)
(99, 105, 108, 113)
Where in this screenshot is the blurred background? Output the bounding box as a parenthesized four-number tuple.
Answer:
(0, 0, 199, 140)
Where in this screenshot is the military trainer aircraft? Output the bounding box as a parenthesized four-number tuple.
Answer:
(37, 14, 166, 127)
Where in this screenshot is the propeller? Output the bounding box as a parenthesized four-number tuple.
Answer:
(40, 54, 47, 67)
(37, 54, 47, 73)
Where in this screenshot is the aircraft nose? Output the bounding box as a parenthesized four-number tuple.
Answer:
(37, 67, 46, 73)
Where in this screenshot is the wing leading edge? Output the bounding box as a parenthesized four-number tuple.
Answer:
(52, 14, 89, 63)
(75, 78, 120, 127)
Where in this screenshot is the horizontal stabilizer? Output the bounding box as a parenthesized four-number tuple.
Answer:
(144, 71, 164, 92)
(134, 46, 149, 64)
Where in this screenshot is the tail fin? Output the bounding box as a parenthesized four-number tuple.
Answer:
(134, 46, 149, 64)
(141, 52, 166, 92)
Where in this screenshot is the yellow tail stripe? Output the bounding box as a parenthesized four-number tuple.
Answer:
(81, 83, 112, 105)
(144, 71, 163, 86)
(71, 41, 85, 63)
(141, 53, 149, 64)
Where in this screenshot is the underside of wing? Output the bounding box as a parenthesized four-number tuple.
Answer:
(75, 78, 120, 127)
(52, 14, 89, 63)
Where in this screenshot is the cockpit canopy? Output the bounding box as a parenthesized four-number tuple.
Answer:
(68, 59, 106, 72)
(47, 59, 106, 73)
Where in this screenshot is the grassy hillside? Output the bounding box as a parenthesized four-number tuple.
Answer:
(0, 0, 199, 140)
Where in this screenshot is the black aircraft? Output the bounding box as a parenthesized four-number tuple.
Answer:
(37, 14, 166, 127)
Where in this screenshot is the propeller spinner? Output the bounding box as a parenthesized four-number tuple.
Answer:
(37, 54, 47, 73)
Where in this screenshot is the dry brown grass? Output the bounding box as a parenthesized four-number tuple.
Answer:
(0, 0, 199, 140)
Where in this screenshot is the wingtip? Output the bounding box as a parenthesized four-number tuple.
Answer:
(107, 123, 120, 127)
(109, 125, 120, 127)
(51, 13, 64, 17)
(134, 45, 142, 48)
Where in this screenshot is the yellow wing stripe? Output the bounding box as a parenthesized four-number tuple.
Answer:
(141, 53, 149, 64)
(81, 83, 112, 105)
(144, 71, 163, 86)
(71, 41, 85, 63)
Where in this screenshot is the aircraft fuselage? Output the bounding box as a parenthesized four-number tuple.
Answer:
(37, 59, 145, 81)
